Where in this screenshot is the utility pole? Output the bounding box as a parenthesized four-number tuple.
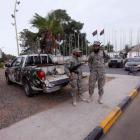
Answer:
(137, 29, 140, 56)
(129, 29, 132, 47)
(114, 30, 117, 54)
(11, 0, 21, 56)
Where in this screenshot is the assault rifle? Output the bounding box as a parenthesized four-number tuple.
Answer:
(69, 62, 85, 73)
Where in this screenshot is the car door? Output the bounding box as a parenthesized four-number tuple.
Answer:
(9, 57, 24, 83)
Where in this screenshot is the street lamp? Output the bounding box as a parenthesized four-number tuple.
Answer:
(11, 0, 21, 56)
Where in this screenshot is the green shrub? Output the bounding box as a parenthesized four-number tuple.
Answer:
(0, 62, 4, 68)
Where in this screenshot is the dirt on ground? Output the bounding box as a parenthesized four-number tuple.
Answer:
(0, 69, 114, 129)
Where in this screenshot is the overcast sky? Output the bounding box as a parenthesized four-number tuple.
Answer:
(1, 0, 140, 55)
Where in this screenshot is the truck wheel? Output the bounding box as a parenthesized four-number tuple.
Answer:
(121, 63, 124, 68)
(116, 64, 119, 68)
(108, 64, 112, 68)
(118, 63, 123, 68)
(5, 75, 12, 85)
(23, 80, 34, 97)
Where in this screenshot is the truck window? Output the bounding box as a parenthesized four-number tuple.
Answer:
(41, 56, 48, 64)
(26, 56, 34, 66)
(41, 56, 53, 64)
(48, 56, 53, 64)
(20, 57, 25, 67)
(26, 55, 53, 66)
(12, 57, 23, 67)
(34, 56, 41, 64)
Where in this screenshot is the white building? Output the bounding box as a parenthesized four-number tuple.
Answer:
(127, 44, 140, 58)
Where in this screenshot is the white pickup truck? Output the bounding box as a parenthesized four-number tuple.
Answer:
(5, 54, 69, 97)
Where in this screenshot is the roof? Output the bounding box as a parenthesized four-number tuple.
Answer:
(130, 44, 140, 52)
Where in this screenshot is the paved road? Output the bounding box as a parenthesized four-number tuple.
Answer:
(101, 95, 140, 140)
(82, 64, 140, 76)
(106, 67, 140, 76)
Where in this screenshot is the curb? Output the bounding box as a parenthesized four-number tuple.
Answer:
(84, 85, 140, 140)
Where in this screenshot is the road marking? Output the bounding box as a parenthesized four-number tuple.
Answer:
(128, 89, 138, 100)
(100, 107, 122, 134)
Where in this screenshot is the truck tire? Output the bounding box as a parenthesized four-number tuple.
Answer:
(5, 74, 12, 85)
(118, 63, 123, 68)
(23, 79, 34, 97)
(108, 64, 112, 68)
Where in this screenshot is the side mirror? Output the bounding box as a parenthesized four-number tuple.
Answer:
(5, 63, 11, 68)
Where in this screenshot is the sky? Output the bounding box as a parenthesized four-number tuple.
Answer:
(1, 0, 140, 55)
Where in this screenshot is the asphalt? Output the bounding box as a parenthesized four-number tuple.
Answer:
(82, 64, 140, 76)
(0, 74, 139, 140)
(106, 67, 140, 76)
(101, 93, 140, 140)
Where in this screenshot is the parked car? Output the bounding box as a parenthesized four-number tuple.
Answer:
(108, 57, 124, 68)
(125, 57, 140, 71)
(5, 54, 69, 97)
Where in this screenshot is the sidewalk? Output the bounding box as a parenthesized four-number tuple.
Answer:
(0, 74, 140, 140)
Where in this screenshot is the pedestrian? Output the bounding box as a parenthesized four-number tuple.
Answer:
(87, 41, 108, 104)
(65, 48, 86, 106)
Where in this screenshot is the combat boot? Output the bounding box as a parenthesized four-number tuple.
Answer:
(98, 95, 103, 104)
(79, 95, 87, 102)
(87, 95, 94, 103)
(72, 96, 77, 107)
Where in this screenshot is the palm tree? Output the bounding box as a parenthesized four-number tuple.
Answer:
(25, 10, 85, 55)
(31, 12, 65, 53)
(31, 13, 48, 31)
(30, 13, 64, 36)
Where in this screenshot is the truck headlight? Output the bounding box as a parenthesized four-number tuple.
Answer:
(125, 63, 128, 67)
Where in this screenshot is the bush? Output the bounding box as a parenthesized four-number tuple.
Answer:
(0, 62, 4, 68)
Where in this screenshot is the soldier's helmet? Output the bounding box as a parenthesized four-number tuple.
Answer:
(72, 48, 82, 53)
(92, 41, 101, 47)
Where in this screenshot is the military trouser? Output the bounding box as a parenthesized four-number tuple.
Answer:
(89, 70, 105, 96)
(69, 73, 82, 99)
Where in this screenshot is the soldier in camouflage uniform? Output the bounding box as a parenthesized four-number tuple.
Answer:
(65, 48, 86, 106)
(88, 41, 107, 104)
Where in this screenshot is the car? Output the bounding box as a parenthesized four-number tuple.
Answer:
(5, 54, 69, 97)
(108, 57, 124, 68)
(125, 57, 140, 71)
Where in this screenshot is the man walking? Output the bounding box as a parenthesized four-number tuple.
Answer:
(65, 48, 86, 106)
(88, 41, 107, 104)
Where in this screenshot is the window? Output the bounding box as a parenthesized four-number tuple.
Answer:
(41, 56, 48, 64)
(34, 56, 41, 64)
(47, 56, 53, 64)
(40, 56, 53, 64)
(26, 56, 34, 66)
(25, 55, 53, 66)
(12, 57, 23, 67)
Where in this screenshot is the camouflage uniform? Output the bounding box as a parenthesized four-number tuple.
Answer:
(88, 50, 106, 98)
(65, 49, 85, 106)
(70, 56, 83, 95)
